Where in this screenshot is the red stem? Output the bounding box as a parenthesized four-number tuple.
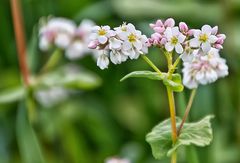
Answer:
(10, 0, 30, 86)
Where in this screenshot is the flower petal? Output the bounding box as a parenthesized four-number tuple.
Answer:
(175, 43, 184, 54)
(202, 25, 212, 35)
(209, 35, 218, 43)
(193, 29, 201, 38)
(190, 38, 201, 47)
(122, 41, 132, 51)
(201, 42, 211, 52)
(164, 27, 173, 40)
(178, 33, 186, 43)
(133, 40, 143, 50)
(165, 42, 174, 52)
(98, 36, 108, 44)
(172, 27, 180, 36)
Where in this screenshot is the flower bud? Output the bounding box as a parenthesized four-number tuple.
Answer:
(187, 29, 194, 36)
(160, 37, 167, 45)
(88, 40, 99, 49)
(179, 22, 188, 33)
(215, 44, 223, 49)
(211, 26, 218, 35)
(164, 18, 175, 27)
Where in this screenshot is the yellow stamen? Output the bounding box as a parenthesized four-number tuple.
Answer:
(171, 36, 178, 45)
(199, 34, 208, 42)
(128, 33, 137, 42)
(98, 29, 106, 36)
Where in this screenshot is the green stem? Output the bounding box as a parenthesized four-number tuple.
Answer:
(171, 151, 177, 163)
(40, 49, 62, 73)
(141, 55, 162, 75)
(167, 87, 178, 144)
(177, 89, 197, 136)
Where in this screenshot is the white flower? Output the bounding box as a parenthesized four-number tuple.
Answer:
(65, 19, 96, 59)
(190, 25, 218, 53)
(114, 22, 130, 40)
(39, 18, 76, 50)
(121, 24, 148, 59)
(35, 87, 68, 107)
(105, 157, 130, 163)
(182, 48, 228, 89)
(110, 50, 128, 64)
(91, 26, 115, 44)
(65, 41, 86, 60)
(97, 50, 110, 69)
(181, 48, 197, 62)
(109, 37, 122, 50)
(164, 27, 186, 54)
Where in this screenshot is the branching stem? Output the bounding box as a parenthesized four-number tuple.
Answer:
(177, 89, 197, 135)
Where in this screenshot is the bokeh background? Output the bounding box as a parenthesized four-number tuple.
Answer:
(0, 0, 240, 163)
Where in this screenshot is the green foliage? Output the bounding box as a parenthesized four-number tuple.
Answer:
(120, 71, 184, 92)
(0, 87, 25, 104)
(16, 102, 44, 163)
(146, 115, 214, 160)
(36, 65, 102, 90)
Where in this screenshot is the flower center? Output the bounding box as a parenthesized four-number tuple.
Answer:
(199, 34, 208, 42)
(98, 29, 106, 36)
(121, 26, 127, 32)
(170, 36, 178, 45)
(128, 33, 137, 42)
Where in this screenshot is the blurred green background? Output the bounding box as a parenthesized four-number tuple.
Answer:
(0, 0, 240, 163)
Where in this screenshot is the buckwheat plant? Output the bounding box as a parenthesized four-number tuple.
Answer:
(89, 18, 228, 163)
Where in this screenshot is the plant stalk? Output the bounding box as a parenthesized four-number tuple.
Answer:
(141, 55, 162, 75)
(178, 89, 197, 135)
(10, 0, 30, 86)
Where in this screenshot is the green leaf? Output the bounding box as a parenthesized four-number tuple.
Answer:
(146, 115, 214, 160)
(36, 65, 102, 90)
(16, 102, 44, 163)
(0, 86, 25, 104)
(120, 71, 183, 92)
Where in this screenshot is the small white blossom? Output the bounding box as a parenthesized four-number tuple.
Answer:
(65, 19, 96, 59)
(35, 87, 68, 107)
(190, 25, 218, 53)
(97, 50, 110, 69)
(164, 27, 186, 54)
(182, 48, 228, 89)
(121, 24, 148, 59)
(110, 50, 128, 64)
(39, 18, 76, 50)
(91, 26, 115, 44)
(109, 37, 123, 50)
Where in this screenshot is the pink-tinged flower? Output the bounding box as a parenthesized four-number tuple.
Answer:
(182, 48, 228, 89)
(164, 18, 175, 28)
(164, 27, 186, 54)
(39, 17, 77, 50)
(149, 19, 165, 33)
(88, 40, 99, 49)
(91, 25, 115, 44)
(65, 19, 98, 60)
(211, 26, 218, 35)
(179, 22, 188, 33)
(190, 25, 218, 52)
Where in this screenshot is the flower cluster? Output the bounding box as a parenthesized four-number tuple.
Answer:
(148, 18, 226, 57)
(148, 18, 228, 88)
(182, 48, 228, 89)
(89, 18, 228, 88)
(88, 23, 148, 69)
(39, 17, 97, 59)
